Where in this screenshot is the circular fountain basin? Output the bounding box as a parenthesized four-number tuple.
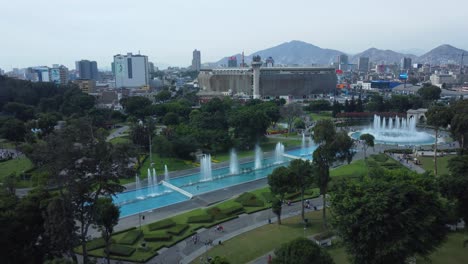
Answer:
(351, 129, 436, 145)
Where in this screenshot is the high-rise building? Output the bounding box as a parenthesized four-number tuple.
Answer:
(338, 54, 349, 71)
(75, 60, 99, 80)
(50, 65, 69, 84)
(192, 49, 201, 71)
(227, 56, 238, 68)
(358, 57, 369, 73)
(148, 62, 155, 74)
(401, 57, 412, 71)
(114, 52, 149, 88)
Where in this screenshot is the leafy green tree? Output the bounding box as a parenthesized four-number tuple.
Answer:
(331, 171, 449, 264)
(418, 85, 442, 101)
(288, 159, 314, 221)
(272, 237, 334, 264)
(293, 118, 305, 129)
(307, 100, 331, 112)
(211, 256, 231, 264)
(268, 167, 292, 224)
(312, 120, 354, 228)
(439, 155, 468, 224)
(331, 100, 342, 117)
(359, 133, 374, 160)
(426, 105, 453, 175)
(280, 103, 303, 133)
(120, 96, 152, 118)
(0, 118, 26, 144)
(2, 102, 35, 121)
(163, 112, 180, 126)
(450, 100, 468, 151)
(95, 198, 120, 264)
(154, 90, 172, 103)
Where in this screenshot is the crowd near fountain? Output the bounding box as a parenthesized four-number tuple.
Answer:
(355, 115, 435, 145)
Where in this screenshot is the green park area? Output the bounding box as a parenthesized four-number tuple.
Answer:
(80, 187, 320, 262)
(418, 155, 452, 175)
(310, 111, 332, 121)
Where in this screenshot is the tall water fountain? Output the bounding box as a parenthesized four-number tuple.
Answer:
(152, 168, 157, 185)
(254, 144, 263, 169)
(200, 154, 213, 181)
(301, 132, 306, 149)
(229, 149, 239, 175)
(135, 175, 143, 198)
(274, 142, 285, 163)
(147, 168, 154, 193)
(164, 165, 170, 182)
(355, 115, 435, 145)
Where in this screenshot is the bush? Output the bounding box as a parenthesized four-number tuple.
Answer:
(285, 191, 301, 200)
(220, 204, 244, 215)
(148, 219, 175, 231)
(187, 214, 214, 223)
(262, 192, 275, 203)
(112, 226, 136, 236)
(207, 207, 228, 220)
(144, 232, 172, 242)
(87, 238, 107, 251)
(235, 192, 265, 207)
(370, 154, 388, 163)
(106, 244, 136, 257)
(167, 224, 189, 236)
(118, 230, 142, 245)
(384, 149, 413, 154)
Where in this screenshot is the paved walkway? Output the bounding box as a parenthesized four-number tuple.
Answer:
(106, 125, 130, 141)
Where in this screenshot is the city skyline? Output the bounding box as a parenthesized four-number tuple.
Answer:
(1, 0, 468, 70)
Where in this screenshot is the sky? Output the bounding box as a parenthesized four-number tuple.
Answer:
(1, 0, 467, 70)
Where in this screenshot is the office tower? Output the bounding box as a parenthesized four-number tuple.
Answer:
(338, 54, 349, 71)
(50, 65, 69, 84)
(114, 52, 149, 88)
(227, 56, 238, 67)
(401, 57, 412, 71)
(75, 60, 99, 80)
(358, 57, 370, 73)
(192, 49, 201, 71)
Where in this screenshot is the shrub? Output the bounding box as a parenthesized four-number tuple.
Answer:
(187, 214, 214, 223)
(221, 204, 244, 215)
(370, 154, 388, 163)
(87, 238, 107, 251)
(112, 226, 136, 236)
(167, 224, 189, 236)
(261, 192, 275, 203)
(384, 149, 413, 154)
(106, 244, 135, 257)
(285, 191, 301, 200)
(144, 232, 172, 242)
(235, 192, 265, 207)
(148, 219, 175, 231)
(118, 230, 142, 245)
(207, 207, 228, 220)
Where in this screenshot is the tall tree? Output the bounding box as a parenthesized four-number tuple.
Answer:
(426, 105, 453, 176)
(312, 120, 354, 228)
(272, 237, 334, 264)
(417, 85, 442, 101)
(268, 167, 292, 225)
(280, 103, 303, 133)
(288, 159, 314, 221)
(95, 198, 120, 264)
(359, 133, 375, 160)
(331, 171, 449, 264)
(439, 155, 468, 224)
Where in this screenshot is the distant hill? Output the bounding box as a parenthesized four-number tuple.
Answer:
(350, 48, 417, 64)
(213, 40, 344, 66)
(209, 41, 467, 67)
(417, 44, 467, 65)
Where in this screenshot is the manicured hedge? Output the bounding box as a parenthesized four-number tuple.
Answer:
(107, 244, 135, 257)
(370, 154, 388, 163)
(221, 204, 244, 215)
(167, 224, 189, 236)
(384, 149, 413, 154)
(87, 238, 107, 251)
(148, 219, 175, 231)
(113, 226, 137, 236)
(187, 214, 214, 223)
(144, 233, 172, 242)
(261, 192, 275, 203)
(118, 230, 142, 245)
(207, 207, 228, 220)
(235, 192, 265, 207)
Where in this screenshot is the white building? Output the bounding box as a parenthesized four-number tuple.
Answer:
(430, 73, 457, 87)
(114, 53, 149, 88)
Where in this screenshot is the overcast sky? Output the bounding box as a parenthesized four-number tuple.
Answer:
(1, 0, 467, 70)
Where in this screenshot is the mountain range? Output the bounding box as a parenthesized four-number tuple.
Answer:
(210, 40, 467, 67)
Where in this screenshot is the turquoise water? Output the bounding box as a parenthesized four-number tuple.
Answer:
(285, 145, 318, 159)
(351, 131, 435, 146)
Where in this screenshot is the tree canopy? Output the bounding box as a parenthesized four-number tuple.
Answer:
(272, 237, 334, 264)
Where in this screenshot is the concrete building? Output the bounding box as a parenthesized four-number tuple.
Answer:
(430, 73, 457, 87)
(227, 56, 238, 68)
(192, 49, 201, 71)
(50, 65, 69, 85)
(114, 52, 149, 89)
(401, 57, 412, 71)
(74, 79, 96, 94)
(75, 60, 99, 80)
(338, 54, 349, 71)
(358, 57, 369, 73)
(197, 57, 337, 100)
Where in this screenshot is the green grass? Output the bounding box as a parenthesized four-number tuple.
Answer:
(137, 154, 196, 179)
(0, 156, 34, 179)
(0, 139, 16, 149)
(330, 160, 368, 179)
(190, 210, 326, 264)
(419, 155, 453, 175)
(109, 136, 131, 145)
(310, 111, 333, 121)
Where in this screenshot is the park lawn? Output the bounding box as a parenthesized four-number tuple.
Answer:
(0, 156, 34, 179)
(190, 210, 326, 264)
(419, 155, 453, 175)
(310, 111, 332, 121)
(138, 154, 196, 178)
(109, 136, 131, 145)
(0, 139, 16, 149)
(331, 160, 368, 179)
